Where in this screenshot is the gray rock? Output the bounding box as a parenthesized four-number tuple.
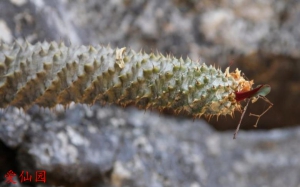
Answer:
(1, 105, 300, 187)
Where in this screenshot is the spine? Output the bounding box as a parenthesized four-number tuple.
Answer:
(0, 41, 251, 118)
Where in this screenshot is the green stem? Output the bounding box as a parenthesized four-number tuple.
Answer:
(0, 41, 250, 118)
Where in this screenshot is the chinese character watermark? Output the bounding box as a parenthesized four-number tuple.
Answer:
(4, 170, 46, 184)
(5, 170, 17, 184)
(35, 170, 46, 183)
(19, 171, 32, 183)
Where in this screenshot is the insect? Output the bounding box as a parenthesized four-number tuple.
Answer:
(233, 84, 273, 139)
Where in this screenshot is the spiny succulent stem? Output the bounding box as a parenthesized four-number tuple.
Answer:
(0, 41, 267, 134)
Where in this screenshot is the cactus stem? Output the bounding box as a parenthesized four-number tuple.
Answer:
(0, 41, 265, 122)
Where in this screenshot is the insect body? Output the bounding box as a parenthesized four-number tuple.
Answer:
(235, 84, 271, 102)
(233, 84, 273, 139)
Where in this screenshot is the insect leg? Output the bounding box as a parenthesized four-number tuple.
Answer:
(249, 96, 273, 127)
(233, 98, 250, 139)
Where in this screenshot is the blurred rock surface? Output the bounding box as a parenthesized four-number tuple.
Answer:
(1, 105, 300, 187)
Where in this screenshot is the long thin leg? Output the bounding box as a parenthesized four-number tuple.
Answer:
(249, 96, 273, 127)
(233, 99, 250, 139)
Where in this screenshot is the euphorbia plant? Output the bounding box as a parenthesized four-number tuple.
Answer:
(0, 41, 272, 138)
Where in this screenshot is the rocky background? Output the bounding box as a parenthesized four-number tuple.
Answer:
(0, 0, 299, 187)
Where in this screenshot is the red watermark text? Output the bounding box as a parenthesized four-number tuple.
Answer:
(4, 170, 46, 184)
